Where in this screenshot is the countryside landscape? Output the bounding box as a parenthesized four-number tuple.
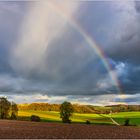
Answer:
(0, 97, 140, 139)
(0, 0, 140, 139)
(18, 103, 140, 126)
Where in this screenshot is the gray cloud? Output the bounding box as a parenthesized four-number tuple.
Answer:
(0, 1, 139, 104)
(8, 1, 117, 96)
(135, 1, 140, 13)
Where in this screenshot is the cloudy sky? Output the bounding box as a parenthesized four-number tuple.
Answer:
(0, 0, 140, 105)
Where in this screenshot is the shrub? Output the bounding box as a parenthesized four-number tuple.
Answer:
(124, 118, 130, 126)
(63, 118, 71, 124)
(10, 112, 17, 120)
(86, 120, 91, 125)
(30, 115, 40, 122)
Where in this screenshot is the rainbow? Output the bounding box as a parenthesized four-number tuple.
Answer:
(48, 2, 122, 97)
(46, 2, 128, 104)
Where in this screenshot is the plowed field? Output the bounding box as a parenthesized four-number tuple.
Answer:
(0, 120, 140, 139)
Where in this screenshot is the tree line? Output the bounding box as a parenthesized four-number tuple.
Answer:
(18, 103, 95, 113)
(0, 97, 18, 119)
(18, 102, 140, 114)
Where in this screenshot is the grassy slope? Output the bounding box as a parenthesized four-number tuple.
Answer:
(18, 110, 140, 125)
(112, 112, 140, 125)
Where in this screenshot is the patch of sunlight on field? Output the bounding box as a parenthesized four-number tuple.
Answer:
(18, 110, 112, 124)
(110, 112, 140, 118)
(74, 113, 102, 118)
(18, 111, 140, 125)
(18, 111, 61, 121)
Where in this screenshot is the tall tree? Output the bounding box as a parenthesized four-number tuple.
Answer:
(0, 97, 11, 119)
(60, 101, 74, 123)
(11, 102, 18, 120)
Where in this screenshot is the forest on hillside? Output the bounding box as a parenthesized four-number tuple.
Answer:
(18, 103, 140, 114)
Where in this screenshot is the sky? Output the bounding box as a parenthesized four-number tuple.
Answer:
(0, 0, 140, 105)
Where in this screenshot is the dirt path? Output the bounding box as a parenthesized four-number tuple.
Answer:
(0, 120, 139, 139)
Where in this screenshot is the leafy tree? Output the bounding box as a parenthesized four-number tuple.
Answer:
(0, 97, 11, 119)
(60, 101, 74, 123)
(10, 102, 18, 120)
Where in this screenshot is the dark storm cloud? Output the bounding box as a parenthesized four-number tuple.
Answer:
(0, 1, 27, 75)
(9, 1, 115, 96)
(77, 1, 140, 65)
(74, 2, 140, 87)
(74, 1, 140, 98)
(0, 2, 130, 95)
(0, 1, 140, 104)
(135, 1, 140, 13)
(104, 2, 140, 64)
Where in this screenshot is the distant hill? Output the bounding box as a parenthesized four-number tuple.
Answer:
(18, 103, 95, 113)
(106, 104, 140, 112)
(18, 103, 140, 114)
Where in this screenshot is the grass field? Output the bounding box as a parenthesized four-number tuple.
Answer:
(18, 110, 140, 126)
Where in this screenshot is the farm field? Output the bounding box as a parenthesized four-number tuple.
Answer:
(18, 110, 140, 126)
(0, 120, 140, 139)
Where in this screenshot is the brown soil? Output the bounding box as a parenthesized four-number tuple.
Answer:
(0, 120, 139, 139)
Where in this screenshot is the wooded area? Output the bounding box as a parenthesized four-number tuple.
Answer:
(18, 103, 140, 114)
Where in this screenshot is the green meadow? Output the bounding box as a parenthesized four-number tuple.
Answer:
(18, 110, 140, 126)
